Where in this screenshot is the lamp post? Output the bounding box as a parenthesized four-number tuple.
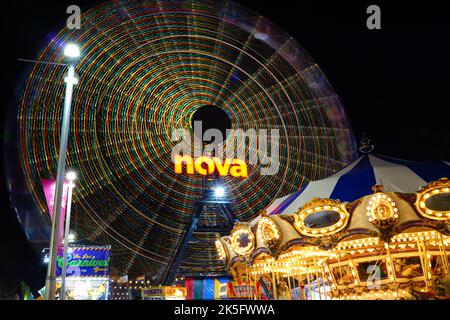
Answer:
(60, 171, 76, 300)
(45, 43, 80, 300)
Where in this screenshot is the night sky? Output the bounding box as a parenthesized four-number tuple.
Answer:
(1, 0, 449, 293)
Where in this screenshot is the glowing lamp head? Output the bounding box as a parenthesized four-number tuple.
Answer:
(63, 43, 81, 60)
(68, 233, 76, 242)
(66, 171, 77, 181)
(215, 186, 225, 197)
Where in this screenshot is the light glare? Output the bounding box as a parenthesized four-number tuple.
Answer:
(215, 187, 225, 197)
(64, 43, 80, 58)
(66, 171, 77, 181)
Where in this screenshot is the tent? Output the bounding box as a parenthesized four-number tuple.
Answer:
(267, 154, 450, 216)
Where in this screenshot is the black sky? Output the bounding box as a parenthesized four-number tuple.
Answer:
(1, 0, 450, 293)
(2, 1, 450, 160)
(240, 0, 450, 161)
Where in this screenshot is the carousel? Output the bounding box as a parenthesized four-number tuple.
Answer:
(217, 154, 450, 300)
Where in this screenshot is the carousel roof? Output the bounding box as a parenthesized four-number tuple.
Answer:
(267, 154, 450, 216)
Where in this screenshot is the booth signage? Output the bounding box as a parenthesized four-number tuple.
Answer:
(56, 246, 111, 277)
(227, 283, 257, 299)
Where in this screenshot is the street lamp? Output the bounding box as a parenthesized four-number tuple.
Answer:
(45, 43, 80, 300)
(60, 171, 76, 300)
(63, 44, 81, 59)
(68, 233, 76, 243)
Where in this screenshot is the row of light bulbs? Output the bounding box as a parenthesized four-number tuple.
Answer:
(417, 188, 450, 219)
(335, 289, 411, 300)
(233, 231, 449, 270)
(246, 232, 450, 282)
(296, 206, 347, 236)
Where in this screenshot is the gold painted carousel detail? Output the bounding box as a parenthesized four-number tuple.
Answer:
(217, 179, 450, 300)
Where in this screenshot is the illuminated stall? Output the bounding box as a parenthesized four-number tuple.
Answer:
(218, 155, 450, 300)
(226, 280, 262, 300)
(184, 277, 230, 300)
(141, 286, 187, 300)
(56, 245, 111, 300)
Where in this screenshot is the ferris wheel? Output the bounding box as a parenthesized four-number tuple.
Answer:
(17, 0, 357, 278)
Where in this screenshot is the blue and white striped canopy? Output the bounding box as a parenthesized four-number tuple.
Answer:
(267, 154, 450, 215)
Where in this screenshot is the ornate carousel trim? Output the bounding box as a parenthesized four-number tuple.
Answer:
(293, 198, 350, 238)
(415, 178, 450, 221)
(230, 223, 255, 256)
(219, 178, 450, 300)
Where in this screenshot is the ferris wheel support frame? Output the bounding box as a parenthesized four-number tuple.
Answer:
(161, 176, 238, 285)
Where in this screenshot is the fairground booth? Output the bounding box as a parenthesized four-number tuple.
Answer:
(55, 244, 111, 300)
(218, 154, 450, 300)
(141, 286, 187, 300)
(184, 277, 229, 300)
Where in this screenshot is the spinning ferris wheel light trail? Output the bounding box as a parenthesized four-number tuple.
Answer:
(16, 0, 357, 283)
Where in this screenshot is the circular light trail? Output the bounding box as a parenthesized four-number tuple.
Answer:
(18, 0, 357, 276)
